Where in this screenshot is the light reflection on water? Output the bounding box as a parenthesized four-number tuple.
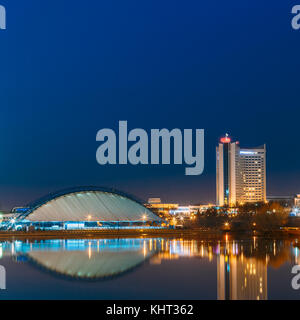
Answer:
(0, 237, 299, 300)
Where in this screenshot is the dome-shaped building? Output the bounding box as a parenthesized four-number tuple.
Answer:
(10, 187, 162, 230)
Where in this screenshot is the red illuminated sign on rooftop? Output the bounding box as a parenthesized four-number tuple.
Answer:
(220, 136, 231, 143)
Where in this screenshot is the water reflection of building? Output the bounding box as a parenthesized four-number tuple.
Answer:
(150, 239, 214, 264)
(149, 238, 275, 300)
(27, 250, 153, 280)
(0, 239, 159, 280)
(0, 237, 294, 299)
(217, 254, 267, 300)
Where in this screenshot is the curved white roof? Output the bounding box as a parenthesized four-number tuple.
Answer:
(25, 190, 160, 222)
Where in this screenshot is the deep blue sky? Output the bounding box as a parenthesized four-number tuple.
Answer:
(0, 1, 299, 209)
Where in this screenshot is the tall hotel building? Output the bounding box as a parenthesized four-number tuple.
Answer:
(216, 135, 266, 206)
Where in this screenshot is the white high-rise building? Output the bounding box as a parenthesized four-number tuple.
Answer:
(216, 135, 266, 206)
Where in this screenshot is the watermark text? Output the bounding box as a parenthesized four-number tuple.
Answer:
(0, 265, 5, 290)
(0, 5, 6, 30)
(292, 5, 300, 30)
(291, 265, 300, 289)
(96, 121, 204, 176)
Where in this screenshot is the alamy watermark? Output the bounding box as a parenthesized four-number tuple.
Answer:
(96, 121, 204, 176)
(1, 5, 300, 31)
(0, 5, 6, 30)
(291, 265, 300, 290)
(0, 265, 5, 290)
(292, 5, 300, 30)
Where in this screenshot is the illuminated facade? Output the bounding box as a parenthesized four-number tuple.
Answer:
(295, 194, 300, 208)
(145, 199, 179, 216)
(216, 135, 266, 206)
(145, 198, 214, 217)
(169, 205, 214, 215)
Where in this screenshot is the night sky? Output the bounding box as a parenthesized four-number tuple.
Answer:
(0, 1, 299, 209)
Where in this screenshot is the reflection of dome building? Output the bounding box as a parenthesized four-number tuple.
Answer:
(26, 250, 153, 280)
(9, 239, 158, 280)
(9, 187, 161, 230)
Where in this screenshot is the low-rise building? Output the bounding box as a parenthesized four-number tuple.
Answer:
(145, 198, 179, 217)
(267, 195, 294, 208)
(294, 194, 300, 208)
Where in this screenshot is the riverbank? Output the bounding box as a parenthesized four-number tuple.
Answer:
(0, 227, 295, 241)
(0, 228, 221, 240)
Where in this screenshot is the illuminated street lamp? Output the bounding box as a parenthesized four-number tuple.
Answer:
(142, 214, 147, 224)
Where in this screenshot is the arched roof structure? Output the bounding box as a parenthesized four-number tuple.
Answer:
(19, 187, 160, 222)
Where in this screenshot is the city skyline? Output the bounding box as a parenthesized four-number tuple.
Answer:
(0, 131, 298, 211)
(0, 132, 297, 212)
(0, 1, 300, 209)
(0, 0, 299, 304)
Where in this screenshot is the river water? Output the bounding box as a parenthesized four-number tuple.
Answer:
(0, 236, 299, 300)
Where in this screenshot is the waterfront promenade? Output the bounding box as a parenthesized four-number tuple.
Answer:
(0, 227, 295, 241)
